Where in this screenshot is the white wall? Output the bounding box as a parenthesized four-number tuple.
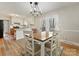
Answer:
(25, 16, 34, 25)
(36, 5, 79, 46)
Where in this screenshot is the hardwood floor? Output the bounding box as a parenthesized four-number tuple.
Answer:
(61, 42, 79, 56)
(0, 38, 79, 56)
(0, 38, 6, 56)
(0, 38, 25, 56)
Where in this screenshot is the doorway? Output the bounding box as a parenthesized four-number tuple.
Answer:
(0, 20, 3, 38)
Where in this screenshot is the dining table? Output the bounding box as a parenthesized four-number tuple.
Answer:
(25, 30, 57, 56)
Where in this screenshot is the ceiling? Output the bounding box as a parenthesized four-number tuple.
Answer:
(0, 2, 79, 16)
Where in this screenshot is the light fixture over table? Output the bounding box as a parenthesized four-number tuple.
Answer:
(29, 2, 42, 16)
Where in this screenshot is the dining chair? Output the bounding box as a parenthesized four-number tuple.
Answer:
(23, 30, 41, 56)
(45, 31, 59, 56)
(45, 38, 57, 56)
(45, 30, 64, 56)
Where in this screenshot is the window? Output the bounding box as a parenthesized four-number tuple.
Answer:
(49, 18, 55, 31)
(41, 15, 59, 32)
(42, 19, 46, 31)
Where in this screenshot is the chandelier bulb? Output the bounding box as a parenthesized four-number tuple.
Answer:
(34, 2, 38, 5)
(30, 2, 32, 4)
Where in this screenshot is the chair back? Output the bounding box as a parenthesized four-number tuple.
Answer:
(23, 30, 34, 55)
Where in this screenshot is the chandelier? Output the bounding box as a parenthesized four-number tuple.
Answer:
(30, 2, 42, 16)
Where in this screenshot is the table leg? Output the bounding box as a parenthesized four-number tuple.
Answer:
(41, 43, 45, 56)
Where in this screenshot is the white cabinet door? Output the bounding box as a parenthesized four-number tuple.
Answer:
(16, 29, 24, 40)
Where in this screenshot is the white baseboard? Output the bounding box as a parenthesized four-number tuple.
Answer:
(60, 39, 79, 47)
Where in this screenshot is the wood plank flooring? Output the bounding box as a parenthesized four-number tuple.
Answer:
(0, 38, 79, 56)
(61, 42, 79, 56)
(0, 38, 26, 56)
